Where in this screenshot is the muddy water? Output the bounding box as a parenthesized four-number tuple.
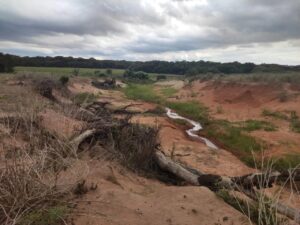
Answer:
(165, 108, 218, 150)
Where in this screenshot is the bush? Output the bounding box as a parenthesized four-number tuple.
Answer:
(59, 76, 69, 86)
(106, 69, 112, 75)
(72, 68, 79, 76)
(123, 70, 150, 82)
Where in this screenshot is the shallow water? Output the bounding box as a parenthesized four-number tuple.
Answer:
(165, 108, 218, 150)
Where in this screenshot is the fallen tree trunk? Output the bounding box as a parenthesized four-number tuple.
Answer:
(70, 129, 300, 223)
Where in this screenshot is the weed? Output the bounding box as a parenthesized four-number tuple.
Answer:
(238, 120, 277, 132)
(271, 154, 300, 171)
(262, 109, 289, 120)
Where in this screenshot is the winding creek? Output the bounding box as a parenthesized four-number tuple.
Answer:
(165, 108, 218, 150)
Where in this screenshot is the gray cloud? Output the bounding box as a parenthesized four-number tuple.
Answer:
(0, 0, 299, 64)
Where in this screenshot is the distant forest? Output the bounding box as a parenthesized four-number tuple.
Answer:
(1, 52, 300, 75)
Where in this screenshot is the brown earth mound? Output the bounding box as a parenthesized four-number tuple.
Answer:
(231, 89, 260, 107)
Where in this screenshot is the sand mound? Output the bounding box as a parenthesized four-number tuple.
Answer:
(231, 90, 260, 107)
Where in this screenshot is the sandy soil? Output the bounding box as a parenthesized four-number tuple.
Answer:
(71, 159, 250, 225)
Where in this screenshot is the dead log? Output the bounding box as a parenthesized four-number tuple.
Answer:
(70, 129, 96, 151)
(70, 129, 300, 223)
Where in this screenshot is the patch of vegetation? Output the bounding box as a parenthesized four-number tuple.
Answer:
(271, 154, 300, 171)
(160, 87, 177, 97)
(123, 70, 152, 83)
(204, 120, 263, 166)
(124, 84, 162, 104)
(73, 92, 98, 105)
(20, 206, 69, 225)
(72, 68, 80, 76)
(166, 101, 209, 123)
(262, 109, 289, 120)
(59, 75, 69, 86)
(237, 120, 277, 132)
(217, 190, 285, 225)
(290, 111, 300, 133)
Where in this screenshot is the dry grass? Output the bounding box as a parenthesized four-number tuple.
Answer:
(218, 155, 300, 225)
(0, 83, 82, 224)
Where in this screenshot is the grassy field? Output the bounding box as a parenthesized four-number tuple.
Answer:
(15, 66, 181, 80)
(15, 66, 126, 77)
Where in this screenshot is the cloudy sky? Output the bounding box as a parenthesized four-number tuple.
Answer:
(0, 0, 299, 65)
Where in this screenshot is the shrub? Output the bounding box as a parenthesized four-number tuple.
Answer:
(106, 69, 112, 75)
(123, 70, 150, 83)
(72, 68, 80, 76)
(59, 76, 69, 86)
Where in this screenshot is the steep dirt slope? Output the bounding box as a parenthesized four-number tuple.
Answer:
(71, 159, 249, 225)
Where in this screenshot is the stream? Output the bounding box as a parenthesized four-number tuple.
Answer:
(165, 108, 218, 150)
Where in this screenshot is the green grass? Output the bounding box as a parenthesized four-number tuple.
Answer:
(205, 120, 262, 155)
(237, 120, 277, 132)
(262, 109, 289, 120)
(160, 87, 177, 97)
(15, 66, 126, 77)
(291, 119, 300, 133)
(20, 206, 68, 225)
(272, 154, 300, 171)
(124, 84, 162, 104)
(15, 66, 180, 80)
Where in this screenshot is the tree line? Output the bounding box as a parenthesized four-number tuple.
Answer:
(1, 52, 300, 74)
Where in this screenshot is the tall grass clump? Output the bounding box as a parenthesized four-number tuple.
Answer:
(0, 95, 81, 224)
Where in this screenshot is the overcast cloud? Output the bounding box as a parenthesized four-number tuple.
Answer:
(0, 0, 299, 64)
